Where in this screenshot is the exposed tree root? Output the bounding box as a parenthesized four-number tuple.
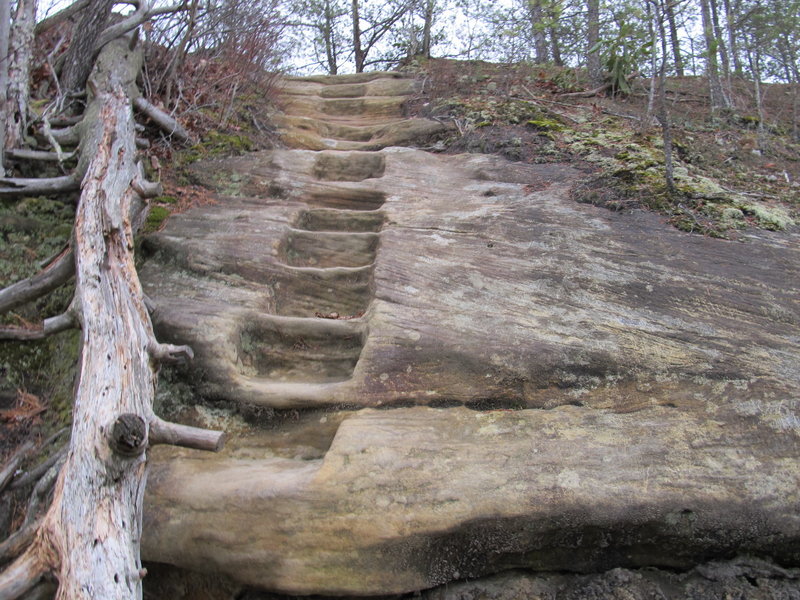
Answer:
(0, 453, 63, 565)
(9, 445, 69, 492)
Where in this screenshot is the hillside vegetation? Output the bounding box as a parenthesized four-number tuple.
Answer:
(409, 58, 799, 237)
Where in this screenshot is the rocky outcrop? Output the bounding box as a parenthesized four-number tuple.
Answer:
(139, 70, 800, 597)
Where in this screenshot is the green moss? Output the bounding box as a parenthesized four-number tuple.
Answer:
(154, 195, 179, 205)
(143, 206, 171, 234)
(527, 118, 563, 132)
(738, 203, 796, 230)
(179, 130, 256, 166)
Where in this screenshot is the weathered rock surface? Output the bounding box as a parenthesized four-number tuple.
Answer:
(140, 70, 800, 597)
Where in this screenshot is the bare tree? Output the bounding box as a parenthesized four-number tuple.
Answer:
(350, 0, 414, 72)
(699, 0, 731, 112)
(665, 0, 684, 76)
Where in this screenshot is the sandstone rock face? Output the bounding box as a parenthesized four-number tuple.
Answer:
(140, 71, 800, 597)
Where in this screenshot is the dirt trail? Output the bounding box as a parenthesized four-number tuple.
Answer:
(139, 71, 800, 598)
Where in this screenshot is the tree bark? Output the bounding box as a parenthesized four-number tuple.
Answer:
(34, 0, 90, 35)
(747, 46, 766, 153)
(132, 97, 191, 143)
(323, 0, 338, 74)
(549, 26, 562, 66)
(421, 0, 434, 58)
(721, 0, 742, 76)
(586, 0, 602, 87)
(654, 0, 675, 192)
(709, 0, 729, 79)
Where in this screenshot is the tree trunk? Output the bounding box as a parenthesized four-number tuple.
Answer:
(528, 0, 549, 64)
(323, 0, 338, 74)
(0, 0, 12, 170)
(646, 0, 658, 121)
(586, 0, 602, 87)
(699, 0, 730, 113)
(665, 0, 684, 76)
(709, 0, 729, 78)
(748, 46, 766, 153)
(0, 36, 223, 600)
(5, 0, 37, 152)
(721, 0, 742, 76)
(59, 0, 116, 94)
(655, 0, 675, 192)
(351, 0, 364, 73)
(549, 26, 562, 66)
(421, 0, 434, 58)
(709, 0, 733, 101)
(792, 63, 800, 143)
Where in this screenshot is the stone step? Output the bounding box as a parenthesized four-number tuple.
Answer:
(282, 95, 407, 119)
(274, 264, 374, 318)
(279, 229, 380, 268)
(312, 151, 386, 181)
(294, 208, 385, 233)
(235, 315, 366, 383)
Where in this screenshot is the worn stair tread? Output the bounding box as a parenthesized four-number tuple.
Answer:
(143, 404, 800, 596)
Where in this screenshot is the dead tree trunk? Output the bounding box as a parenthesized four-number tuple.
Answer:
(5, 0, 37, 152)
(0, 0, 12, 169)
(0, 36, 223, 600)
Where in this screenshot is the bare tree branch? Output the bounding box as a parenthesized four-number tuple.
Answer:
(149, 418, 226, 452)
(5, 149, 77, 162)
(0, 549, 45, 599)
(0, 250, 74, 315)
(0, 442, 35, 493)
(133, 96, 191, 142)
(97, 0, 186, 50)
(34, 0, 91, 34)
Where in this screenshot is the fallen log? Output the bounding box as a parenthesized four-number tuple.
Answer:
(0, 36, 223, 600)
